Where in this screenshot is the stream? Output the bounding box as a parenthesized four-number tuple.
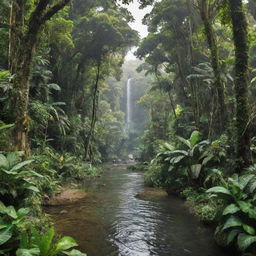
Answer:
(45, 166, 229, 256)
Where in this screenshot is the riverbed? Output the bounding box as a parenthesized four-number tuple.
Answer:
(45, 166, 229, 256)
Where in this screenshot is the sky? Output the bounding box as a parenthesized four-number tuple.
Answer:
(121, 1, 152, 60)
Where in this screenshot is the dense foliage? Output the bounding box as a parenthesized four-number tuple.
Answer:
(135, 0, 256, 255)
(1, 0, 256, 255)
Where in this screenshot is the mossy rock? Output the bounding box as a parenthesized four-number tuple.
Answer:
(136, 187, 167, 201)
(45, 189, 87, 206)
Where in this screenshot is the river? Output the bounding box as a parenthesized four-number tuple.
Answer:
(45, 166, 229, 256)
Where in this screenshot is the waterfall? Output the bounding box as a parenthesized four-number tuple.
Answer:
(126, 78, 132, 131)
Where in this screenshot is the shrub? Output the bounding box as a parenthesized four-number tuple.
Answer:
(207, 173, 256, 253)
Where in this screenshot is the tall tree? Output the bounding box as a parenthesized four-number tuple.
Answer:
(199, 0, 227, 133)
(9, 0, 71, 155)
(228, 0, 251, 170)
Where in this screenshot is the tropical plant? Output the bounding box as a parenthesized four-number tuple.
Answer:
(17, 226, 86, 256)
(154, 131, 210, 181)
(0, 201, 30, 255)
(207, 173, 256, 253)
(0, 152, 42, 205)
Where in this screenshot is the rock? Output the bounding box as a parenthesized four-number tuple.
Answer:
(136, 188, 167, 201)
(45, 189, 87, 206)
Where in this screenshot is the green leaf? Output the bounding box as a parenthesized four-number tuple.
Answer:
(226, 229, 241, 245)
(222, 216, 242, 231)
(0, 124, 14, 131)
(63, 249, 87, 256)
(17, 208, 30, 218)
(26, 186, 40, 193)
(206, 186, 232, 199)
(5, 206, 17, 219)
(249, 180, 256, 193)
(47, 83, 61, 91)
(6, 152, 20, 168)
(0, 201, 7, 214)
(189, 131, 202, 146)
(53, 236, 78, 253)
(10, 160, 34, 172)
(237, 233, 256, 251)
(39, 227, 55, 256)
(223, 204, 240, 215)
(16, 248, 40, 256)
(190, 164, 202, 179)
(243, 224, 255, 235)
(163, 142, 174, 151)
(0, 226, 13, 245)
(248, 208, 256, 219)
(202, 154, 213, 166)
(237, 201, 251, 214)
(239, 175, 255, 190)
(170, 155, 185, 164)
(0, 154, 9, 169)
(170, 150, 188, 155)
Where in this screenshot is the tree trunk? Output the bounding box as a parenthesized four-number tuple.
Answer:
(200, 0, 227, 134)
(9, 0, 71, 155)
(84, 61, 101, 160)
(228, 0, 252, 171)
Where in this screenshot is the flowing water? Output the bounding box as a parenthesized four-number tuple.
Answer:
(45, 167, 229, 256)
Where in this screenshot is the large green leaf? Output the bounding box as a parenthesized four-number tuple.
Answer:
(169, 150, 188, 156)
(237, 201, 251, 214)
(223, 204, 240, 215)
(26, 186, 40, 193)
(17, 208, 30, 218)
(6, 152, 20, 168)
(243, 224, 255, 235)
(53, 236, 78, 254)
(222, 216, 242, 231)
(16, 248, 40, 256)
(226, 229, 241, 245)
(170, 155, 186, 164)
(206, 186, 232, 199)
(63, 249, 87, 256)
(10, 160, 34, 172)
(237, 233, 256, 251)
(38, 227, 55, 256)
(189, 131, 202, 146)
(5, 206, 17, 219)
(0, 154, 9, 169)
(239, 175, 255, 190)
(190, 164, 202, 179)
(0, 226, 13, 245)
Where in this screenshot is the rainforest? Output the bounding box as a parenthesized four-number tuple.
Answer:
(1, 0, 256, 256)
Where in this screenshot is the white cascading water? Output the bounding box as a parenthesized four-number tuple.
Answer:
(126, 78, 132, 131)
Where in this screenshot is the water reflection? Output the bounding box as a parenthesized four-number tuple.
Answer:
(45, 167, 229, 256)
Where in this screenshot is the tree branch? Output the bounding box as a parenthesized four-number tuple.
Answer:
(40, 0, 71, 25)
(28, 0, 50, 26)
